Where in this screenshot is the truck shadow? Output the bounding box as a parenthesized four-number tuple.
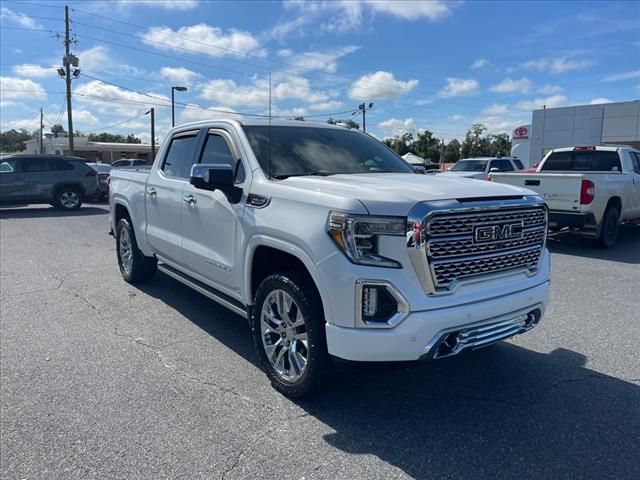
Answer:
(0, 206, 108, 219)
(547, 223, 640, 264)
(136, 273, 640, 479)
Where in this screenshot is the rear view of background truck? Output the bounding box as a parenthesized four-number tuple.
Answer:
(492, 146, 640, 247)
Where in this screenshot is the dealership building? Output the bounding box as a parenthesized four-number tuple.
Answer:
(511, 100, 640, 167)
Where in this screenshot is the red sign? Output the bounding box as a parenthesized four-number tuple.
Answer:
(513, 126, 529, 140)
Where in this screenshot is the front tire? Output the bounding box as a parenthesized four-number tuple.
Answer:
(55, 187, 83, 211)
(250, 272, 330, 397)
(116, 218, 157, 283)
(596, 205, 619, 248)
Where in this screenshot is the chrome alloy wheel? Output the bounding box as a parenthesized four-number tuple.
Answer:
(260, 289, 309, 382)
(118, 227, 133, 275)
(60, 191, 80, 209)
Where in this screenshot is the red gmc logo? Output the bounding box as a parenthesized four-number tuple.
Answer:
(515, 127, 528, 136)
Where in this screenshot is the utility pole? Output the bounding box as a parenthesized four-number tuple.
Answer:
(439, 138, 445, 169)
(146, 108, 156, 162)
(39, 107, 44, 154)
(358, 102, 373, 132)
(64, 5, 74, 154)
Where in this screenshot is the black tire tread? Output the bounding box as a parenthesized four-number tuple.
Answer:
(116, 218, 157, 283)
(54, 186, 83, 211)
(596, 205, 619, 249)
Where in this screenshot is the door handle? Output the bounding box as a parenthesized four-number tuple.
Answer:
(183, 194, 197, 205)
(146, 188, 157, 197)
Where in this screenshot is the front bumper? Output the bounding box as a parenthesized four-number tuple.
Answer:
(325, 280, 549, 362)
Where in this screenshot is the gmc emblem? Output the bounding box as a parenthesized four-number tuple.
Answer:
(474, 221, 524, 243)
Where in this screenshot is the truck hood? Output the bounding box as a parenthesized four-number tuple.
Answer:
(281, 173, 531, 216)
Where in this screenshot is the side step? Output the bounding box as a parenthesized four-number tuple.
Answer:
(157, 263, 248, 318)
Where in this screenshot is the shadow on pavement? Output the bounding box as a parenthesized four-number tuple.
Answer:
(0, 206, 108, 219)
(547, 223, 640, 264)
(137, 273, 640, 479)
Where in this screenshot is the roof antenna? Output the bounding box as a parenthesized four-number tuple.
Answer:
(268, 71, 272, 180)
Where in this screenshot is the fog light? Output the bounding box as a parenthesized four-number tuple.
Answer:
(362, 286, 379, 317)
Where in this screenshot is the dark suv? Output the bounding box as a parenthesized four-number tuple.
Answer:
(0, 155, 100, 210)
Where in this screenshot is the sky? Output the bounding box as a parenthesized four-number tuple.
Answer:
(1, 0, 639, 144)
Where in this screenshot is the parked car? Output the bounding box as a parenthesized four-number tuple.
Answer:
(86, 162, 112, 200)
(439, 156, 524, 180)
(109, 119, 550, 397)
(0, 154, 100, 210)
(111, 159, 149, 169)
(490, 146, 640, 247)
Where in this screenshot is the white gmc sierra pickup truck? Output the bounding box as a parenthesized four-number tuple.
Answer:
(491, 146, 640, 247)
(109, 119, 550, 397)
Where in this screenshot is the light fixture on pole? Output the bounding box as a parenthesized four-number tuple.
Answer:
(358, 102, 374, 132)
(171, 86, 188, 127)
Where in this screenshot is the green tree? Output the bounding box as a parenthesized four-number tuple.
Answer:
(88, 132, 142, 144)
(412, 130, 440, 161)
(51, 124, 66, 137)
(488, 133, 511, 156)
(383, 132, 413, 156)
(461, 124, 491, 158)
(327, 117, 360, 129)
(294, 116, 305, 121)
(0, 128, 32, 152)
(443, 139, 461, 163)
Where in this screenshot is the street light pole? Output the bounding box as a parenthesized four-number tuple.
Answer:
(146, 108, 155, 163)
(171, 85, 188, 127)
(358, 102, 374, 132)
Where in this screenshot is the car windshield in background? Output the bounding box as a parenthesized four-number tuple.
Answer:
(88, 164, 112, 173)
(450, 160, 488, 172)
(541, 151, 622, 172)
(242, 126, 414, 178)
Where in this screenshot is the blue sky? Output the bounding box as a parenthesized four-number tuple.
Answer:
(1, 0, 639, 143)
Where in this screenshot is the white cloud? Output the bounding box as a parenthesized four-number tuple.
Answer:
(474, 116, 524, 135)
(364, 0, 455, 21)
(283, 46, 360, 73)
(448, 114, 464, 121)
(139, 24, 262, 58)
(0, 76, 46, 99)
(277, 49, 293, 57)
(349, 71, 418, 99)
(159, 66, 200, 84)
(378, 117, 417, 135)
(537, 84, 564, 95)
(602, 70, 640, 82)
(117, 0, 197, 10)
(489, 77, 531, 94)
(590, 98, 613, 105)
(74, 80, 169, 116)
(521, 56, 595, 74)
(0, 7, 40, 28)
(482, 104, 510, 115)
(73, 110, 100, 126)
(308, 100, 343, 111)
(438, 78, 479, 97)
(269, 105, 308, 118)
(471, 58, 489, 69)
(200, 76, 330, 107)
(178, 104, 240, 123)
(76, 45, 113, 72)
(515, 94, 568, 111)
(12, 64, 57, 78)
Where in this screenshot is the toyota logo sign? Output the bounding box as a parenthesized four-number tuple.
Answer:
(513, 126, 529, 140)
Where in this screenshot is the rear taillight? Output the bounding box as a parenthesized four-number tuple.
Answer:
(86, 169, 97, 176)
(580, 179, 595, 204)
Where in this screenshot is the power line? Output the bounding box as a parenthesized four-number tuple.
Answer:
(84, 111, 149, 134)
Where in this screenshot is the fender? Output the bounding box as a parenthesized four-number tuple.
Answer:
(111, 194, 155, 257)
(244, 234, 335, 326)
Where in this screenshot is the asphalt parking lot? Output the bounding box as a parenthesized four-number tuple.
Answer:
(1, 204, 639, 480)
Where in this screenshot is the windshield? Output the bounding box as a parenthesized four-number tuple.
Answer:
(243, 126, 414, 178)
(450, 159, 488, 172)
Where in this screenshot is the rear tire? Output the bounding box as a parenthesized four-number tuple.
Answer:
(250, 272, 331, 397)
(116, 218, 157, 283)
(596, 205, 619, 248)
(55, 187, 83, 211)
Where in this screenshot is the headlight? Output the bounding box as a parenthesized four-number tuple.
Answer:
(327, 212, 405, 268)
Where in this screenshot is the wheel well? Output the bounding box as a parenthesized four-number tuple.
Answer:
(114, 203, 131, 225)
(251, 246, 321, 304)
(606, 196, 621, 213)
(53, 182, 84, 198)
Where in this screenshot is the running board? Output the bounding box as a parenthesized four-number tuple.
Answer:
(157, 263, 248, 318)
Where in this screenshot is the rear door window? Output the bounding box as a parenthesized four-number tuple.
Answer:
(50, 159, 75, 171)
(631, 152, 640, 174)
(513, 159, 524, 169)
(22, 157, 50, 172)
(162, 132, 199, 179)
(490, 159, 515, 172)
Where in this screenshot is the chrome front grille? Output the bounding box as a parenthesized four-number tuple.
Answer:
(407, 198, 547, 295)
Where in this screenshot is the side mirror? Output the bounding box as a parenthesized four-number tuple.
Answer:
(489, 167, 500, 173)
(532, 162, 540, 168)
(190, 163, 242, 203)
(412, 165, 426, 174)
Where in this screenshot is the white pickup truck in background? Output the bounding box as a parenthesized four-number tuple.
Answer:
(109, 119, 550, 397)
(491, 146, 640, 247)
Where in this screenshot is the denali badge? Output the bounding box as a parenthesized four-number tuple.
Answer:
(474, 221, 524, 243)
